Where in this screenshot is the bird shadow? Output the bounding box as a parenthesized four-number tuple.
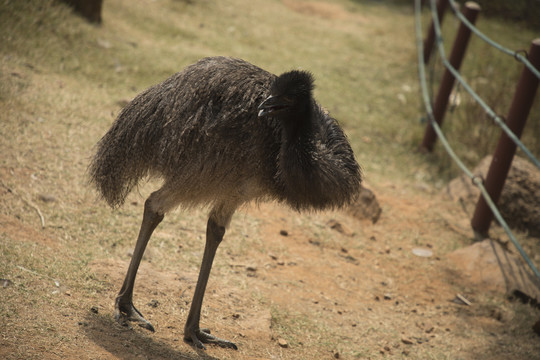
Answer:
(81, 311, 220, 360)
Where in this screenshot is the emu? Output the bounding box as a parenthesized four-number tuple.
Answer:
(89, 56, 361, 350)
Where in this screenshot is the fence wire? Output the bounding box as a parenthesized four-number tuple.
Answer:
(414, 0, 540, 280)
(427, 0, 540, 171)
(447, 0, 540, 80)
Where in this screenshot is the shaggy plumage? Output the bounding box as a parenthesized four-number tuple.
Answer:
(89, 56, 361, 350)
(90, 57, 359, 212)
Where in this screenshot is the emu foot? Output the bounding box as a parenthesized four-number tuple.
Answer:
(114, 297, 155, 332)
(184, 327, 238, 350)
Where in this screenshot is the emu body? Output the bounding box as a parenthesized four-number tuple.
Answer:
(89, 56, 361, 349)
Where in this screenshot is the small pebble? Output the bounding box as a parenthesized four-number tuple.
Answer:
(412, 248, 433, 257)
(308, 239, 321, 246)
(38, 194, 57, 203)
(327, 220, 353, 236)
(401, 337, 414, 345)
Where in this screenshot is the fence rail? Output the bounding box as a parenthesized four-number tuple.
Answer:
(414, 0, 540, 280)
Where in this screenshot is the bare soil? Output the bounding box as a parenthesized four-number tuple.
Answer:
(2, 181, 540, 359)
(1, 0, 540, 359)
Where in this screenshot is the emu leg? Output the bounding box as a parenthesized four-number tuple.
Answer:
(115, 198, 164, 332)
(184, 217, 238, 350)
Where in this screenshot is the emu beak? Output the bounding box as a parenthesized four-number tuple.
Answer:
(258, 95, 289, 118)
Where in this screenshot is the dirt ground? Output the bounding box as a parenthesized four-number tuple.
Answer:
(2, 179, 540, 359)
(1, 0, 540, 359)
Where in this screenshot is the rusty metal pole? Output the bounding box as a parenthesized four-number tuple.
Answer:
(420, 2, 481, 152)
(423, 0, 449, 64)
(471, 38, 540, 237)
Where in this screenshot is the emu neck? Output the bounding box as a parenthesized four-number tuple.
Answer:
(281, 100, 315, 144)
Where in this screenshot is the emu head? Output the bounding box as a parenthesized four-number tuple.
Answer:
(258, 70, 315, 120)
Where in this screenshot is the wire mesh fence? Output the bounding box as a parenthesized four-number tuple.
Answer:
(414, 0, 540, 279)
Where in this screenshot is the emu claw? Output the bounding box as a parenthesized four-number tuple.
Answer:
(184, 328, 238, 350)
(114, 297, 155, 332)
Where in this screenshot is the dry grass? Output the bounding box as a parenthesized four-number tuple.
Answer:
(1, 0, 540, 359)
(417, 6, 540, 181)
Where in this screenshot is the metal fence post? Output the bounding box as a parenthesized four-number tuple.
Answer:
(423, 0, 449, 64)
(471, 38, 540, 237)
(420, 2, 481, 152)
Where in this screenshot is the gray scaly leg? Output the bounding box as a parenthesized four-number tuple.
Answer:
(115, 198, 164, 332)
(183, 214, 237, 350)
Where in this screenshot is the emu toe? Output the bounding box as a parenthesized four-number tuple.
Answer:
(114, 297, 155, 332)
(184, 327, 238, 350)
